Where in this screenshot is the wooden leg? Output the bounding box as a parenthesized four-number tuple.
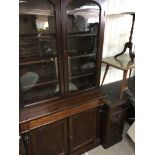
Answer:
(129, 69, 132, 79)
(101, 64, 109, 85)
(128, 68, 133, 86)
(120, 70, 128, 99)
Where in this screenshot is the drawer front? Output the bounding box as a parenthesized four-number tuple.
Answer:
(109, 103, 128, 114)
(108, 125, 124, 135)
(109, 124, 124, 135)
(111, 122, 123, 129)
(20, 99, 99, 132)
(106, 128, 123, 143)
(105, 135, 122, 146)
(108, 123, 124, 134)
(110, 110, 126, 124)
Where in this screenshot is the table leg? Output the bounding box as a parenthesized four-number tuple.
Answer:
(129, 69, 132, 79)
(120, 70, 128, 99)
(101, 64, 109, 85)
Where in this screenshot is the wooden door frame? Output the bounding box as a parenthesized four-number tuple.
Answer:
(49, 0, 65, 95)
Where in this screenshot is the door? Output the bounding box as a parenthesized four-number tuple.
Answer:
(61, 0, 105, 94)
(69, 109, 96, 153)
(19, 0, 64, 107)
(23, 119, 68, 155)
(19, 136, 26, 155)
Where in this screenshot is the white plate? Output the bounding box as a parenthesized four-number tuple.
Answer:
(20, 72, 39, 92)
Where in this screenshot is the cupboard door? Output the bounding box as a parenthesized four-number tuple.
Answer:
(24, 119, 68, 155)
(62, 0, 105, 93)
(19, 0, 64, 106)
(96, 107, 102, 143)
(19, 136, 26, 155)
(69, 109, 96, 153)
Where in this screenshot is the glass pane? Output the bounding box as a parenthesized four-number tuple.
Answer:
(66, 1, 100, 92)
(19, 0, 60, 105)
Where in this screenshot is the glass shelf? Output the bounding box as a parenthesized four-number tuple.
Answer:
(69, 74, 96, 91)
(70, 72, 95, 80)
(19, 32, 56, 35)
(68, 33, 97, 37)
(22, 84, 58, 104)
(19, 59, 55, 66)
(68, 53, 95, 58)
(21, 80, 57, 91)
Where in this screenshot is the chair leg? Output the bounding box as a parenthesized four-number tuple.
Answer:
(101, 64, 109, 85)
(120, 70, 128, 99)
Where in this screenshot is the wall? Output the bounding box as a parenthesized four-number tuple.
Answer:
(100, 0, 135, 85)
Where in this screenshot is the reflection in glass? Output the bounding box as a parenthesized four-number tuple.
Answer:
(67, 2, 100, 92)
(19, 0, 59, 105)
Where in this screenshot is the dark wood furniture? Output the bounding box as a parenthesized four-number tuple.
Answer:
(19, 0, 106, 154)
(19, 136, 26, 155)
(20, 94, 106, 155)
(23, 119, 68, 155)
(101, 99, 128, 148)
(101, 54, 135, 99)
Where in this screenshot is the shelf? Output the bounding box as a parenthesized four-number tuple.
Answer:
(68, 31, 90, 34)
(22, 85, 58, 105)
(22, 80, 57, 90)
(68, 33, 97, 38)
(38, 36, 56, 40)
(20, 32, 56, 36)
(20, 46, 40, 52)
(20, 33, 56, 42)
(68, 53, 95, 59)
(20, 59, 54, 66)
(70, 72, 95, 80)
(19, 53, 41, 61)
(71, 79, 95, 90)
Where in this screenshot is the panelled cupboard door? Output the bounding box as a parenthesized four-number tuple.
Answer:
(69, 109, 96, 153)
(19, 137, 26, 155)
(61, 0, 106, 94)
(19, 0, 64, 107)
(25, 119, 68, 155)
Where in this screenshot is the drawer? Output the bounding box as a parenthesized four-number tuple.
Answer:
(107, 119, 123, 129)
(106, 129, 123, 142)
(105, 134, 122, 146)
(107, 125, 123, 136)
(109, 123, 123, 131)
(109, 111, 126, 123)
(106, 101, 128, 114)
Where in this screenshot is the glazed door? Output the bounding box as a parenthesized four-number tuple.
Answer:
(19, 0, 64, 106)
(23, 119, 68, 155)
(61, 0, 105, 94)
